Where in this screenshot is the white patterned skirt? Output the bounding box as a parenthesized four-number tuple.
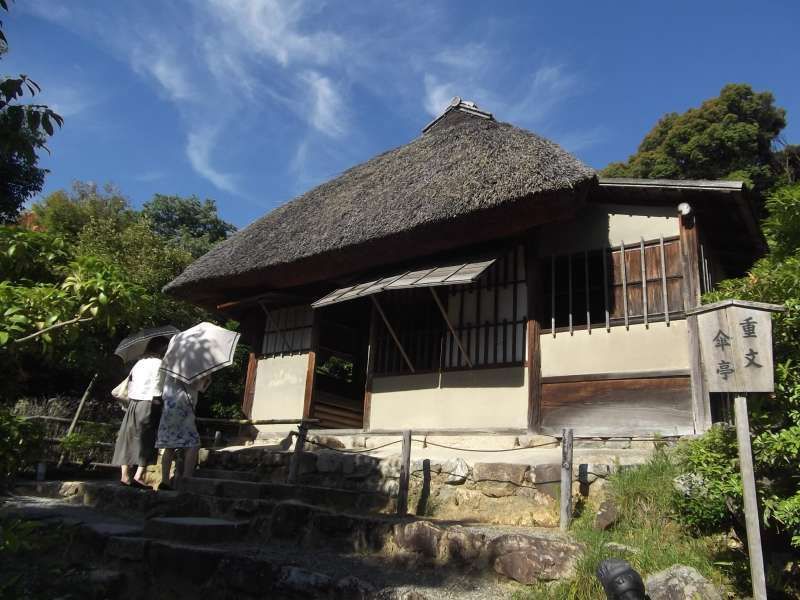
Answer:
(155, 380, 200, 449)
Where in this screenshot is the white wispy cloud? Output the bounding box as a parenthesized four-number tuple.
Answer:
(302, 71, 347, 137)
(186, 127, 238, 193)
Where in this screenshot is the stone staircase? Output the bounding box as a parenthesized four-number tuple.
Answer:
(3, 438, 658, 597)
(7, 473, 582, 598)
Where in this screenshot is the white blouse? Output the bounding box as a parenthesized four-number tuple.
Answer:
(127, 357, 166, 401)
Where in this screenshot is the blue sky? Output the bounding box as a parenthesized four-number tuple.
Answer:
(5, 1, 799, 228)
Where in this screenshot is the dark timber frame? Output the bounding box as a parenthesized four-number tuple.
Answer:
(679, 210, 711, 432)
(526, 240, 542, 432)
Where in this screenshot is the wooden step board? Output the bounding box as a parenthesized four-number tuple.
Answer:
(311, 391, 363, 429)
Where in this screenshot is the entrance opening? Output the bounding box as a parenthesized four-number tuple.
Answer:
(310, 298, 371, 428)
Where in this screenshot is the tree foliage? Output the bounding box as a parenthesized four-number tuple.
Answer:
(142, 194, 235, 258)
(32, 183, 135, 239)
(0, 1, 63, 222)
(602, 84, 787, 194)
(1, 182, 240, 407)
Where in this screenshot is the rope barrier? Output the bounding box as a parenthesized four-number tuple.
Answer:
(411, 438, 559, 452)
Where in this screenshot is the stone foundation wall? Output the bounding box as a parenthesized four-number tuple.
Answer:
(200, 438, 653, 526)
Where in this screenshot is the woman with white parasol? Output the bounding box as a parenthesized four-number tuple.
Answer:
(156, 322, 239, 490)
(110, 326, 179, 489)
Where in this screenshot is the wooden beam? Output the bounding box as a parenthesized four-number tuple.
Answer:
(430, 288, 473, 368)
(526, 242, 543, 433)
(371, 295, 415, 373)
(362, 304, 378, 431)
(679, 211, 711, 432)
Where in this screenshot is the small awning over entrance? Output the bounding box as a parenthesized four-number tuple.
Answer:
(311, 258, 496, 308)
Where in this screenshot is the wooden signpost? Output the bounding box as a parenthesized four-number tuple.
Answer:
(687, 299, 784, 600)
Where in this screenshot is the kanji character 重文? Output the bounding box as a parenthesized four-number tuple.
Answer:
(716, 360, 735, 380)
(713, 330, 731, 349)
(740, 316, 758, 338)
(744, 348, 763, 368)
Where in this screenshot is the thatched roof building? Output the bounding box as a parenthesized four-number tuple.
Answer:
(165, 102, 596, 307)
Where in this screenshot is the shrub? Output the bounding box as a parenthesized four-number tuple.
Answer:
(0, 410, 44, 491)
(674, 426, 742, 533)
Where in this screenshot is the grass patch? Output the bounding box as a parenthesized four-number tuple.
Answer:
(513, 447, 737, 599)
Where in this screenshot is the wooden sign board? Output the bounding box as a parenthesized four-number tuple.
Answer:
(687, 300, 784, 393)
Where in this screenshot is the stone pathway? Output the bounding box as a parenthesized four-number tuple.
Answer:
(1, 491, 576, 599)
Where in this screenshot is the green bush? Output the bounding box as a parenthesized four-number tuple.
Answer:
(0, 410, 44, 490)
(674, 426, 742, 532)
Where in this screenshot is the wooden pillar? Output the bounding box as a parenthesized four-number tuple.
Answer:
(525, 241, 543, 433)
(397, 430, 412, 516)
(679, 210, 711, 432)
(734, 396, 767, 600)
(362, 304, 378, 431)
(288, 423, 308, 484)
(302, 310, 320, 420)
(241, 352, 258, 418)
(560, 428, 574, 531)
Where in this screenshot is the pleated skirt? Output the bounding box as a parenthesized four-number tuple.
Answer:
(111, 399, 161, 466)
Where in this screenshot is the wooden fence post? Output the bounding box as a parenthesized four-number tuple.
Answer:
(734, 395, 767, 600)
(57, 372, 98, 468)
(287, 422, 308, 484)
(397, 430, 412, 516)
(560, 428, 574, 531)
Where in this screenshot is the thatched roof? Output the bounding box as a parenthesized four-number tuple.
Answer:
(166, 102, 596, 305)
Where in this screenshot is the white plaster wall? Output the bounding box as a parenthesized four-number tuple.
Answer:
(370, 367, 528, 430)
(538, 204, 679, 255)
(251, 354, 309, 434)
(540, 321, 690, 377)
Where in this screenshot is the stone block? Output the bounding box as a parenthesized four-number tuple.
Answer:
(316, 450, 344, 473)
(277, 566, 333, 596)
(394, 521, 443, 559)
(270, 501, 315, 538)
(444, 457, 469, 484)
(473, 462, 529, 497)
(489, 534, 581, 581)
(593, 499, 619, 531)
(531, 463, 561, 499)
(105, 535, 149, 561)
(605, 439, 631, 449)
(645, 565, 723, 600)
(308, 435, 346, 450)
(443, 527, 486, 563)
(217, 556, 279, 594)
(143, 517, 249, 544)
(333, 576, 376, 600)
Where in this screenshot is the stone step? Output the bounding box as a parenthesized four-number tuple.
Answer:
(143, 516, 249, 544)
(176, 476, 393, 514)
(194, 468, 260, 482)
(7, 486, 579, 591)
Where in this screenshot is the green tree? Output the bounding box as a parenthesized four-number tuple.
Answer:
(142, 194, 235, 258)
(0, 0, 63, 222)
(602, 84, 787, 194)
(32, 183, 134, 239)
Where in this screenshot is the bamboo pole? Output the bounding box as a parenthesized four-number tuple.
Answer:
(57, 372, 98, 468)
(734, 395, 767, 600)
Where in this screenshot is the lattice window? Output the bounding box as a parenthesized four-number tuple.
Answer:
(541, 236, 684, 333)
(261, 305, 313, 356)
(374, 245, 527, 375)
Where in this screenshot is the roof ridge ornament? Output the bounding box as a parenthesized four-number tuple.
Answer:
(422, 97, 494, 133)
